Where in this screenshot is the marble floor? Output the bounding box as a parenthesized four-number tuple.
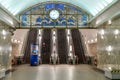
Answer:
(3, 64, 110, 80)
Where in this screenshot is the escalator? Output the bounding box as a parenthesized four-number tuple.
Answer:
(23, 29, 38, 63)
(57, 29, 68, 64)
(71, 29, 86, 64)
(41, 29, 51, 64)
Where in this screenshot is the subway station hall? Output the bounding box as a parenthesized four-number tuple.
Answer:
(0, 0, 120, 80)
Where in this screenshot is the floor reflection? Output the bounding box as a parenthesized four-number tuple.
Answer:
(4, 64, 110, 80)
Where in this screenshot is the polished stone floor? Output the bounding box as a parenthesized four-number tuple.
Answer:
(3, 64, 110, 80)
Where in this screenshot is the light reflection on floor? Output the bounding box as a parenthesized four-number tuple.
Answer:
(3, 64, 110, 80)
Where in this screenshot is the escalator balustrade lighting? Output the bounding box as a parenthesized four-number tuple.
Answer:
(53, 31, 56, 35)
(70, 45, 72, 52)
(67, 29, 70, 35)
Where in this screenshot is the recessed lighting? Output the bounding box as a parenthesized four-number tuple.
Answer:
(14, 40, 17, 43)
(91, 40, 94, 43)
(95, 38, 97, 41)
(88, 41, 90, 43)
(108, 67, 112, 70)
(115, 36, 118, 39)
(96, 34, 97, 37)
(108, 52, 111, 55)
(85, 41, 87, 44)
(106, 45, 112, 52)
(114, 29, 119, 35)
(108, 20, 112, 24)
(2, 30, 6, 35)
(3, 36, 6, 39)
(99, 29, 105, 35)
(101, 36, 104, 39)
(18, 41, 20, 43)
(11, 39, 13, 42)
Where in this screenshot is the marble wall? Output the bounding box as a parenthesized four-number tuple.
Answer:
(97, 15, 120, 70)
(12, 29, 29, 57)
(88, 43, 97, 56)
(0, 26, 12, 71)
(11, 43, 20, 57)
(79, 29, 97, 56)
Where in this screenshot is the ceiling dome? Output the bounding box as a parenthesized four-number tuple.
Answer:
(0, 0, 117, 16)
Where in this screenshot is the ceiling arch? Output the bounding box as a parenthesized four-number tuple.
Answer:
(0, 0, 117, 16)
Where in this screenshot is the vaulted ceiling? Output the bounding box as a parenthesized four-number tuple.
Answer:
(0, 0, 117, 16)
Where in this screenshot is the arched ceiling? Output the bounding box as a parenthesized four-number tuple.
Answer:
(0, 0, 117, 16)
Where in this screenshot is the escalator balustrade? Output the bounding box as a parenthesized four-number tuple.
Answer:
(71, 29, 86, 64)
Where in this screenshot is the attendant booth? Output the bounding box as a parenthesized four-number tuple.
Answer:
(30, 44, 39, 66)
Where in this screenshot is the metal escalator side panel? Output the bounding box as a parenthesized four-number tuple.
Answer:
(41, 29, 52, 64)
(57, 29, 68, 64)
(71, 29, 86, 64)
(23, 29, 38, 63)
